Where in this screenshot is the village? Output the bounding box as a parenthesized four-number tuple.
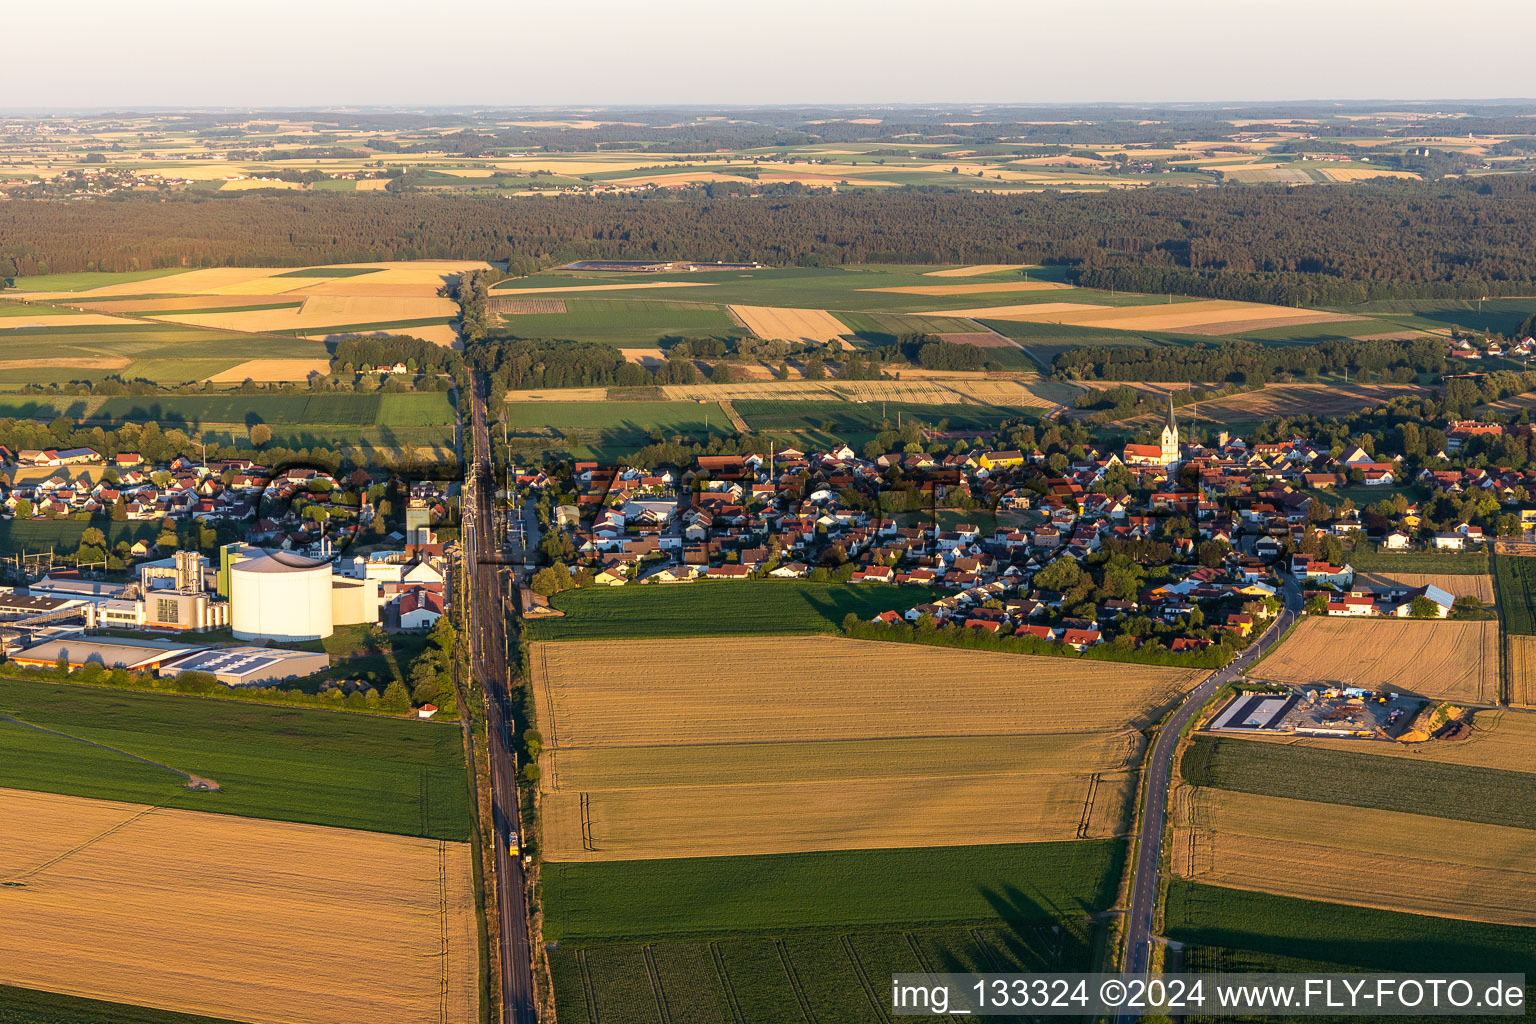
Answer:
(0, 443, 457, 703)
(514, 398, 1522, 661)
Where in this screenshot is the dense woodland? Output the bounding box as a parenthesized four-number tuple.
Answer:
(5, 178, 1536, 304)
(1054, 337, 1451, 383)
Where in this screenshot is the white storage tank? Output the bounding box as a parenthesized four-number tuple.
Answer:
(228, 549, 334, 642)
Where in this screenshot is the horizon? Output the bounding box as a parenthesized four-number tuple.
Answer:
(7, 0, 1536, 108)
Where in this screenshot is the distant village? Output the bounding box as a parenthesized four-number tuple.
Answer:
(517, 400, 1522, 661)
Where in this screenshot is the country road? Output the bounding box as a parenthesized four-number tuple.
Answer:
(464, 371, 538, 1024)
(1117, 576, 1303, 997)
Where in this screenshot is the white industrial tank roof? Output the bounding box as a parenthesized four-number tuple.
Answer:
(229, 548, 334, 642)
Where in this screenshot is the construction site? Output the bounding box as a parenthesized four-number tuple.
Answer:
(1208, 685, 1427, 740)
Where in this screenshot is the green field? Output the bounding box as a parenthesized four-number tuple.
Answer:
(1167, 881, 1536, 975)
(0, 318, 326, 384)
(495, 298, 748, 345)
(521, 581, 941, 641)
(1493, 554, 1536, 634)
(1331, 297, 1536, 338)
(544, 841, 1120, 1022)
(734, 399, 1031, 433)
(550, 919, 1095, 1024)
(0, 986, 240, 1024)
(1182, 736, 1536, 831)
(76, 391, 455, 448)
(506, 399, 728, 433)
(1345, 544, 1490, 574)
(834, 310, 987, 343)
(0, 677, 469, 840)
(545, 840, 1123, 939)
(0, 519, 160, 557)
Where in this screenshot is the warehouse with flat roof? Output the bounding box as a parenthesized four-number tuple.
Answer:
(9, 636, 206, 672)
(157, 647, 330, 688)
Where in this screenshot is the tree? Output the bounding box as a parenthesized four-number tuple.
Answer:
(381, 680, 411, 713)
(249, 423, 272, 448)
(1033, 557, 1082, 592)
(1409, 595, 1440, 618)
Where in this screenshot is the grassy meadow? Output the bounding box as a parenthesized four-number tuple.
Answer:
(0, 677, 469, 840)
(521, 581, 941, 641)
(0, 986, 241, 1024)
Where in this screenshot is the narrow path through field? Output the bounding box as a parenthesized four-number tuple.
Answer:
(0, 714, 218, 790)
(718, 399, 750, 433)
(2, 802, 164, 885)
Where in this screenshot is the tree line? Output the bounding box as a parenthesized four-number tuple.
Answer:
(6, 179, 1536, 305)
(1054, 337, 1450, 383)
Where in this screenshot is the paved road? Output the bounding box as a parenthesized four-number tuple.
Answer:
(464, 372, 538, 1024)
(1118, 576, 1303, 997)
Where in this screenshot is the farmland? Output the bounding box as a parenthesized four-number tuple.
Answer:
(492, 297, 747, 345)
(0, 985, 240, 1024)
(734, 398, 1030, 433)
(1509, 638, 1536, 708)
(1352, 571, 1495, 602)
(519, 581, 942, 641)
(1253, 617, 1499, 702)
(0, 677, 470, 840)
(0, 788, 476, 1024)
(1181, 735, 1536, 832)
(1166, 882, 1536, 975)
(530, 636, 1196, 860)
(1170, 786, 1536, 927)
(1091, 382, 1431, 428)
(729, 305, 849, 343)
(1494, 554, 1536, 634)
(1345, 544, 1490, 574)
(543, 839, 1123, 939)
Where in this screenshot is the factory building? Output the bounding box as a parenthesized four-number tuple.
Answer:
(222, 543, 379, 643)
(82, 551, 230, 633)
(10, 636, 207, 672)
(158, 647, 331, 688)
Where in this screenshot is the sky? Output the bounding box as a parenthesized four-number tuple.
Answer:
(4, 0, 1534, 109)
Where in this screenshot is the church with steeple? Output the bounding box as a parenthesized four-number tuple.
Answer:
(1121, 395, 1181, 468)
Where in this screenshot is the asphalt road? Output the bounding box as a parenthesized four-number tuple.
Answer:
(1117, 576, 1303, 999)
(465, 372, 538, 1024)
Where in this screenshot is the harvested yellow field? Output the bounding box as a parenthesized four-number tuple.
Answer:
(530, 636, 1195, 861)
(619, 347, 665, 366)
(938, 301, 1108, 320)
(21, 261, 491, 301)
(729, 305, 848, 344)
(164, 295, 457, 333)
(860, 281, 1070, 296)
(544, 771, 1136, 861)
(0, 312, 144, 328)
(1256, 617, 1499, 703)
(532, 638, 1198, 747)
(0, 787, 476, 1024)
(206, 358, 332, 383)
(219, 178, 305, 190)
(1320, 166, 1421, 181)
(924, 264, 1033, 277)
(1235, 709, 1536, 774)
(1508, 637, 1536, 708)
(944, 299, 1357, 334)
(505, 387, 611, 403)
(1353, 572, 1494, 603)
(1171, 787, 1536, 927)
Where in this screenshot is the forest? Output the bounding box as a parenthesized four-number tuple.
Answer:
(1053, 337, 1452, 383)
(5, 178, 1536, 305)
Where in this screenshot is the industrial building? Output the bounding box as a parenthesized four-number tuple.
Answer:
(9, 636, 207, 672)
(82, 551, 230, 632)
(158, 647, 331, 688)
(222, 543, 379, 642)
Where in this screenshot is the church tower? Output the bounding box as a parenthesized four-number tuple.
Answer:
(1159, 395, 1179, 465)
